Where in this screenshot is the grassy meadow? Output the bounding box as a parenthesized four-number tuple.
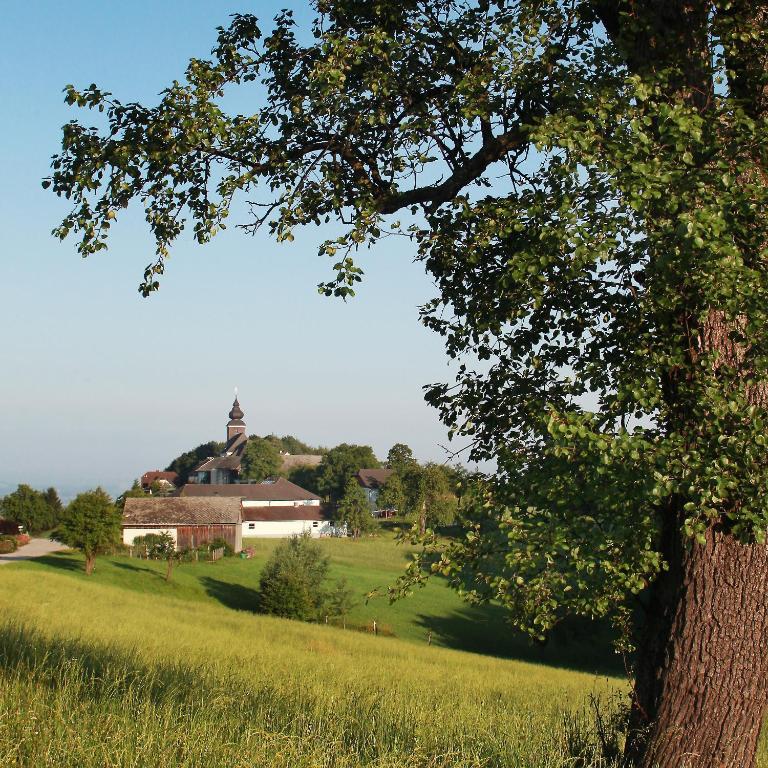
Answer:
(0, 532, 643, 766)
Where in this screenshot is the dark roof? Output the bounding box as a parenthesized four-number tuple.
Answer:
(180, 478, 321, 502)
(141, 471, 180, 487)
(357, 468, 393, 489)
(123, 497, 242, 526)
(194, 455, 242, 472)
(242, 505, 326, 522)
(228, 397, 244, 421)
(223, 432, 248, 454)
(192, 432, 248, 474)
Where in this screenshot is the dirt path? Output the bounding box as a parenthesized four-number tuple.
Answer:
(0, 538, 67, 565)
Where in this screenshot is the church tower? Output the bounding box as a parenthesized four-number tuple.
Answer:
(226, 394, 246, 442)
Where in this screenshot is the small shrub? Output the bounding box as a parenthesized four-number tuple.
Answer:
(0, 536, 18, 554)
(209, 537, 233, 557)
(15, 534, 30, 548)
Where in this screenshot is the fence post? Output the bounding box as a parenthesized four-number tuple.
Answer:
(373, 619, 377, 636)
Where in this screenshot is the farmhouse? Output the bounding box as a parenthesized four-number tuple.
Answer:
(180, 478, 330, 537)
(140, 470, 179, 492)
(122, 496, 243, 552)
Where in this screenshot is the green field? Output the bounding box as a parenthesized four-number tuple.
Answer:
(0, 534, 649, 766)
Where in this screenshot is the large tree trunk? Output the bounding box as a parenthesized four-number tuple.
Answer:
(627, 512, 768, 768)
(84, 553, 95, 575)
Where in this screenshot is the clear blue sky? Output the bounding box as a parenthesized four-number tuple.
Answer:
(0, 1, 470, 500)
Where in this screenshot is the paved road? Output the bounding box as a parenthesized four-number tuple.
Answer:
(0, 537, 67, 565)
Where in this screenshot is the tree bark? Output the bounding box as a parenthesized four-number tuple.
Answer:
(627, 516, 768, 768)
(84, 553, 95, 575)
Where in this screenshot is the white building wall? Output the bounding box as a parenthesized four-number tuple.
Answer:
(241, 520, 331, 538)
(242, 499, 321, 508)
(122, 527, 177, 546)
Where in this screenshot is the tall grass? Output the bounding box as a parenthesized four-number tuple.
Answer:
(0, 564, 625, 767)
(0, 622, 624, 768)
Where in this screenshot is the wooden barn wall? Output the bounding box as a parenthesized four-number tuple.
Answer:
(176, 525, 239, 552)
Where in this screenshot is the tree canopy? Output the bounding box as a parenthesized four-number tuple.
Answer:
(165, 441, 223, 484)
(57, 488, 122, 575)
(240, 436, 282, 481)
(46, 2, 768, 765)
(258, 533, 331, 621)
(385, 443, 416, 474)
(315, 443, 379, 503)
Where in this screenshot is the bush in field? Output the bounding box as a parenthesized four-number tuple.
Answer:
(258, 533, 329, 621)
(327, 577, 357, 629)
(57, 488, 121, 575)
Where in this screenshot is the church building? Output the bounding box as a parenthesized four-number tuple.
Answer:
(171, 393, 331, 538)
(189, 396, 248, 484)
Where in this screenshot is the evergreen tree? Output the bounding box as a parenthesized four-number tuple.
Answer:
(42, 487, 63, 527)
(337, 477, 375, 538)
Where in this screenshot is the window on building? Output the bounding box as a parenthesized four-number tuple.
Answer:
(248, 523, 255, 530)
(312, 521, 319, 528)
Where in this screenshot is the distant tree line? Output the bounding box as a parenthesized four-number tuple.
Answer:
(0, 485, 64, 534)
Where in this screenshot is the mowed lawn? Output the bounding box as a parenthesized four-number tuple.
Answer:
(0, 533, 745, 767)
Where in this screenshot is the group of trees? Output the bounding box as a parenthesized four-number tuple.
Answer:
(258, 533, 355, 624)
(379, 445, 459, 535)
(0, 485, 63, 534)
(0, 485, 123, 575)
(48, 3, 768, 756)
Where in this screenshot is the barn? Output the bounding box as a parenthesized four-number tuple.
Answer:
(122, 497, 243, 552)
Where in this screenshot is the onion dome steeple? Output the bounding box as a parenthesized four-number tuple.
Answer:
(229, 397, 244, 422)
(226, 388, 246, 442)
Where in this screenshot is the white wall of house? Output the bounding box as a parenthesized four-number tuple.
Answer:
(241, 499, 321, 508)
(122, 527, 177, 546)
(241, 519, 331, 538)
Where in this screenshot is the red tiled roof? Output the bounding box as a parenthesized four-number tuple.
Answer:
(180, 478, 321, 501)
(241, 505, 326, 522)
(141, 471, 180, 487)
